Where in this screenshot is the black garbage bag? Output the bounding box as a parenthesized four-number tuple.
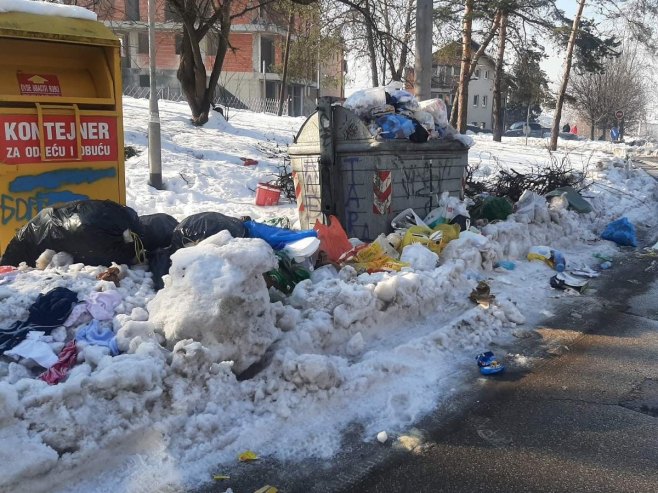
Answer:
(170, 212, 245, 250)
(139, 213, 179, 251)
(147, 247, 173, 291)
(0, 200, 142, 267)
(408, 118, 429, 143)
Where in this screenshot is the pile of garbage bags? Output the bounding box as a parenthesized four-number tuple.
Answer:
(343, 83, 466, 144)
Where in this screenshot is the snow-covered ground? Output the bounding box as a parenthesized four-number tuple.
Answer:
(1, 97, 657, 493)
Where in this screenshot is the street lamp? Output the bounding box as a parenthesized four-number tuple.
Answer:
(147, 0, 163, 190)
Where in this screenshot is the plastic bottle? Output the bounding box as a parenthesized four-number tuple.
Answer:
(551, 249, 566, 272)
(527, 246, 566, 272)
(600, 261, 612, 270)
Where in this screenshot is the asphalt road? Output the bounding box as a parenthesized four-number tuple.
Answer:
(341, 247, 658, 493)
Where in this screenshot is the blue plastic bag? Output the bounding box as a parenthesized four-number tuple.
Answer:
(601, 217, 637, 247)
(376, 114, 415, 139)
(243, 220, 317, 250)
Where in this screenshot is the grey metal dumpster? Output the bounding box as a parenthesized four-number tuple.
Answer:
(288, 101, 469, 241)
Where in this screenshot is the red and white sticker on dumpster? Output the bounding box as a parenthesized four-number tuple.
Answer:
(17, 73, 62, 96)
(0, 114, 118, 164)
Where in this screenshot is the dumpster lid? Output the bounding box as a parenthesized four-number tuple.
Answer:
(0, 11, 119, 46)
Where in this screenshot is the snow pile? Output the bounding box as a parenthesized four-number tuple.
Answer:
(0, 0, 97, 20)
(0, 97, 656, 493)
(148, 231, 279, 373)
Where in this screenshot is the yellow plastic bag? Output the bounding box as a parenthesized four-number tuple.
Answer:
(399, 224, 460, 254)
(238, 450, 259, 462)
(432, 223, 461, 251)
(345, 242, 408, 273)
(254, 486, 278, 493)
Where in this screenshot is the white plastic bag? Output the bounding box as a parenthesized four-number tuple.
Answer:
(514, 190, 550, 224)
(413, 110, 435, 131)
(418, 98, 448, 128)
(424, 192, 470, 228)
(343, 87, 387, 118)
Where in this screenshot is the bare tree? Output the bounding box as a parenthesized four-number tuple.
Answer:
(569, 43, 648, 139)
(548, 0, 585, 150)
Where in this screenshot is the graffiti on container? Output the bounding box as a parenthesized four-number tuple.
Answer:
(1, 167, 116, 225)
(343, 120, 360, 140)
(399, 161, 435, 209)
(301, 158, 321, 216)
(342, 156, 369, 239)
(343, 157, 362, 210)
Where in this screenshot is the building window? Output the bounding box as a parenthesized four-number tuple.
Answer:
(139, 74, 150, 87)
(473, 95, 479, 107)
(452, 66, 459, 76)
(474, 68, 481, 79)
(137, 32, 149, 54)
(482, 95, 488, 107)
(260, 37, 275, 73)
(484, 70, 489, 79)
(125, 0, 139, 21)
(175, 34, 183, 55)
(481, 122, 486, 129)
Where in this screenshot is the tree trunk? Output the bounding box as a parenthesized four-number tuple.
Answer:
(550, 0, 586, 151)
(365, 0, 379, 86)
(278, 12, 294, 116)
(457, 0, 474, 133)
(450, 10, 500, 128)
(590, 118, 595, 140)
(492, 11, 508, 142)
(394, 0, 415, 82)
(178, 26, 209, 125)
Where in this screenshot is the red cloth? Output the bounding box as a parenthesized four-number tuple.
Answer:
(40, 340, 78, 385)
(571, 125, 578, 135)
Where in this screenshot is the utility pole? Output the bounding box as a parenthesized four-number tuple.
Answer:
(147, 0, 163, 190)
(414, 0, 432, 100)
(277, 12, 294, 117)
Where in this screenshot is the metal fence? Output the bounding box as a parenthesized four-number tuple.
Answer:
(123, 86, 288, 116)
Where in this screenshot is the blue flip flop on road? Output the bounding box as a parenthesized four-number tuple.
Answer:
(476, 351, 505, 375)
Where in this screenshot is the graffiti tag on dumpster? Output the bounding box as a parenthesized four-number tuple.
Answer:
(0, 115, 118, 164)
(1, 167, 116, 225)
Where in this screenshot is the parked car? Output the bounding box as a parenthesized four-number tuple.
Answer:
(466, 125, 492, 134)
(504, 122, 550, 138)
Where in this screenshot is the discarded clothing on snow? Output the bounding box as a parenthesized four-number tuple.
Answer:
(40, 340, 78, 385)
(0, 287, 78, 353)
(0, 200, 143, 268)
(601, 217, 637, 247)
(170, 212, 245, 251)
(5, 331, 58, 368)
(243, 220, 317, 250)
(86, 290, 122, 320)
(75, 320, 119, 356)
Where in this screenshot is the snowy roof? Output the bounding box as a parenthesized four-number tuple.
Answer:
(0, 0, 97, 21)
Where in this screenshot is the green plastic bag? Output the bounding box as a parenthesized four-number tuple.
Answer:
(469, 196, 513, 221)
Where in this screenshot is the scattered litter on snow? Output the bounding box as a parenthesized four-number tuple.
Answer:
(0, 97, 656, 493)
